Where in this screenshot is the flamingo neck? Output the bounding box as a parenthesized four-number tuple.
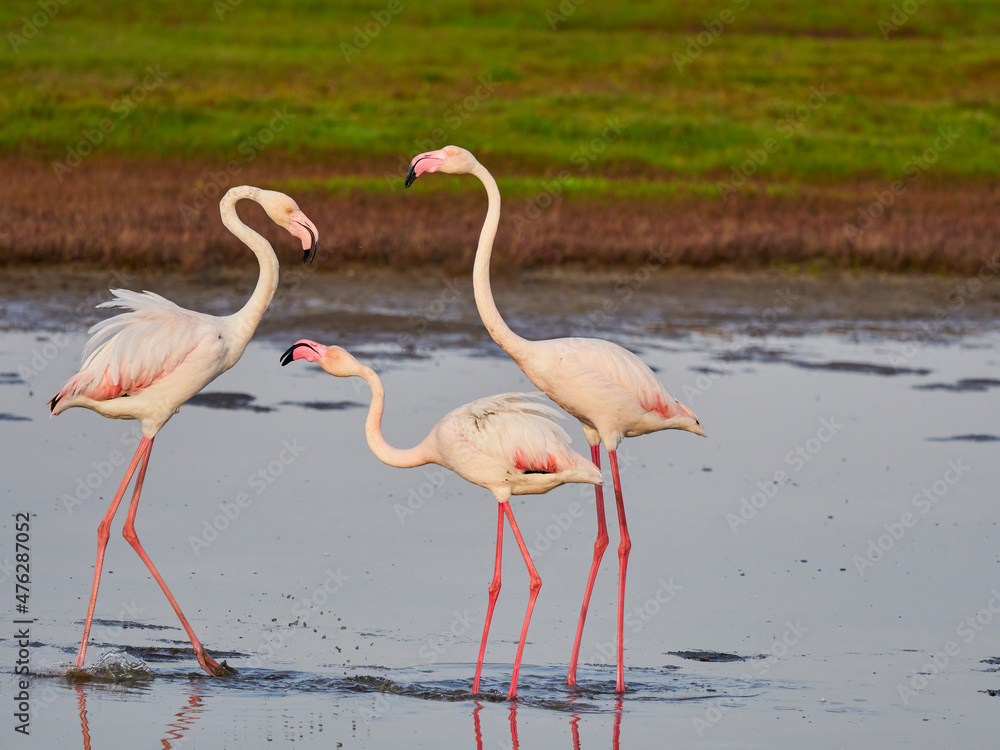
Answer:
(220, 186, 279, 337)
(470, 162, 529, 358)
(357, 365, 432, 469)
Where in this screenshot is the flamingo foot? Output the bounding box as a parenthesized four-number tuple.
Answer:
(196, 649, 237, 677)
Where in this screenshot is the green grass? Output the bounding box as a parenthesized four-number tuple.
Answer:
(3, 0, 999, 189)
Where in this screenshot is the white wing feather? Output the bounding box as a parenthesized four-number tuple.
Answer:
(449, 393, 579, 471)
(58, 289, 216, 402)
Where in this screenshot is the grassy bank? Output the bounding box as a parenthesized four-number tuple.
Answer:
(1, 1, 998, 271)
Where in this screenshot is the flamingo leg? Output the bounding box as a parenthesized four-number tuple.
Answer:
(472, 504, 504, 694)
(609, 450, 630, 693)
(121, 438, 234, 676)
(503, 501, 542, 700)
(567, 444, 609, 687)
(75, 436, 152, 668)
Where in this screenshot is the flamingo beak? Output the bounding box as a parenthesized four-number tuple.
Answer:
(404, 151, 447, 188)
(280, 341, 320, 366)
(287, 211, 320, 264)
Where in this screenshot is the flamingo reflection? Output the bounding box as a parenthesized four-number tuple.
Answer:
(74, 680, 208, 749)
(472, 698, 623, 750)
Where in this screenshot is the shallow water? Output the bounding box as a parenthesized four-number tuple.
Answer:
(1, 269, 998, 748)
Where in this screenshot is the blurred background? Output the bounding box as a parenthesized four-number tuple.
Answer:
(2, 0, 998, 273)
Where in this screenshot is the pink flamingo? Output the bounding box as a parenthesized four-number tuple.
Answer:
(406, 147, 705, 693)
(280, 340, 602, 699)
(49, 186, 319, 676)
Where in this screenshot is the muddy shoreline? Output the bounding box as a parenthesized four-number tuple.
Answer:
(2, 156, 999, 274)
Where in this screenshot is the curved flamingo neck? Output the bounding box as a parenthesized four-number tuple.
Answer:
(220, 186, 279, 337)
(356, 365, 432, 469)
(470, 162, 530, 358)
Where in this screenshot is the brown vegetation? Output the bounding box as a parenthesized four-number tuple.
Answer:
(1, 157, 997, 275)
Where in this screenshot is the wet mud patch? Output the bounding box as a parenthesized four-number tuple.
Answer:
(667, 650, 761, 663)
(338, 665, 762, 710)
(86, 618, 177, 631)
(928, 434, 1000, 443)
(279, 400, 364, 411)
(717, 347, 931, 376)
(791, 360, 931, 376)
(914, 378, 1000, 392)
(186, 392, 274, 412)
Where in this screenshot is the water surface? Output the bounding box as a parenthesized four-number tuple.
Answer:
(1, 269, 997, 748)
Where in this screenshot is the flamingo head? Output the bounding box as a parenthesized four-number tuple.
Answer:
(405, 145, 479, 188)
(674, 400, 707, 437)
(280, 339, 362, 378)
(257, 190, 320, 264)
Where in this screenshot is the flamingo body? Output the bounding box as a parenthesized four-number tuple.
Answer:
(406, 146, 705, 694)
(432, 392, 602, 501)
(503, 336, 702, 449)
(49, 291, 236, 432)
(50, 186, 319, 675)
(281, 340, 601, 698)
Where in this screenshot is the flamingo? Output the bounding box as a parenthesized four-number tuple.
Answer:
(280, 339, 602, 699)
(49, 186, 319, 676)
(405, 146, 705, 693)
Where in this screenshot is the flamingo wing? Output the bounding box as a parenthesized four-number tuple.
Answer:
(450, 393, 581, 473)
(549, 337, 682, 418)
(50, 289, 218, 409)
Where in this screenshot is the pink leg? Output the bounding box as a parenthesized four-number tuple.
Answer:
(503, 502, 542, 700)
(567, 444, 609, 687)
(472, 504, 504, 694)
(121, 439, 233, 676)
(75, 436, 152, 668)
(609, 450, 630, 693)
